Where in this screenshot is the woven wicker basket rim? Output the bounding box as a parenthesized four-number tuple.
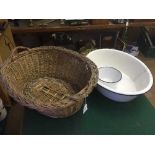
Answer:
(1, 46, 94, 70)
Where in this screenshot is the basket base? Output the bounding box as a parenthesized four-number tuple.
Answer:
(23, 77, 76, 107)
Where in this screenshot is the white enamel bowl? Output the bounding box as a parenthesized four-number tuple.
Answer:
(87, 49, 153, 102)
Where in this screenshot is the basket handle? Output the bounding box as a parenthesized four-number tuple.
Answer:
(11, 46, 30, 57)
(0, 46, 31, 70)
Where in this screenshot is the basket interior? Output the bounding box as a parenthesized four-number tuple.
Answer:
(23, 77, 76, 106)
(2, 48, 92, 103)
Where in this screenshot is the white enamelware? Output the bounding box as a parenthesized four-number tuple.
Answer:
(98, 67, 122, 83)
(87, 49, 153, 102)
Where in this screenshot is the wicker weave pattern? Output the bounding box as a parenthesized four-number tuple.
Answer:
(0, 46, 98, 118)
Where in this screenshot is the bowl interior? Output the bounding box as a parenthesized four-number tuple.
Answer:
(87, 49, 153, 95)
(98, 67, 122, 83)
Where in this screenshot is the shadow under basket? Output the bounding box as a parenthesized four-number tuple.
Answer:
(0, 46, 98, 118)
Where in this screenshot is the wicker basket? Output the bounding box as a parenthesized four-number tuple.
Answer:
(0, 46, 98, 118)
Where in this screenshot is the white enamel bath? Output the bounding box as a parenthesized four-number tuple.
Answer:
(87, 49, 153, 102)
